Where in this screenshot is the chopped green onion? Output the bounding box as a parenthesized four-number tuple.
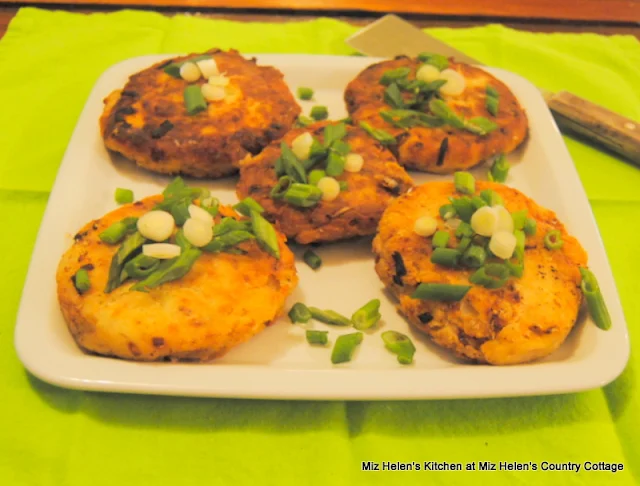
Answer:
(250, 210, 280, 259)
(379, 67, 411, 85)
(331, 140, 351, 156)
(488, 154, 510, 182)
(174, 228, 191, 251)
(184, 85, 207, 115)
(123, 254, 160, 279)
(514, 229, 526, 254)
(270, 176, 295, 199)
(73, 268, 91, 294)
(309, 307, 351, 326)
(233, 197, 264, 217)
(417, 52, 449, 71)
(580, 268, 612, 330)
(439, 204, 456, 220)
(213, 217, 251, 236)
(430, 248, 460, 268)
(325, 151, 346, 177)
(283, 183, 323, 208)
(98, 217, 138, 244)
(359, 121, 396, 145)
(480, 189, 504, 207)
(471, 196, 487, 210)
(455, 221, 474, 238)
(486, 86, 499, 98)
(303, 249, 322, 270)
(306, 330, 329, 345)
(339, 181, 348, 191)
(384, 82, 405, 109)
(469, 263, 510, 289)
(308, 170, 326, 186)
(295, 115, 314, 128)
(449, 196, 475, 222)
(323, 123, 348, 148)
(288, 302, 312, 323)
(202, 230, 254, 253)
(352, 299, 381, 331)
(381, 330, 416, 365)
(523, 217, 537, 236)
(486, 96, 499, 117)
(461, 245, 486, 269)
(506, 259, 524, 278)
(115, 188, 134, 205)
(310, 105, 329, 121)
(511, 210, 528, 230)
(454, 171, 475, 195)
(380, 109, 444, 129)
(163, 55, 210, 78)
(432, 230, 450, 249)
(297, 86, 314, 100)
(544, 230, 564, 250)
(429, 99, 466, 129)
(411, 283, 471, 302)
(170, 200, 190, 226)
(464, 117, 498, 136)
(331, 332, 363, 364)
(131, 247, 202, 292)
(105, 231, 146, 293)
(280, 142, 307, 183)
(457, 236, 472, 253)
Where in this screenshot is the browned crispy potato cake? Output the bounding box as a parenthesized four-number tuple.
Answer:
(100, 49, 300, 178)
(236, 121, 413, 244)
(57, 193, 297, 362)
(345, 56, 528, 173)
(373, 181, 587, 365)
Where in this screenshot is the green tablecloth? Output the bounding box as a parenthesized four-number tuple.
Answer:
(1, 8, 639, 485)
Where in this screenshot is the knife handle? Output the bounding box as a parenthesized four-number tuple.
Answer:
(544, 91, 640, 165)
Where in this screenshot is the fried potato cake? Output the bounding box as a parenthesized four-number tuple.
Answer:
(57, 197, 298, 362)
(236, 122, 414, 244)
(100, 49, 300, 178)
(373, 181, 587, 365)
(344, 58, 528, 173)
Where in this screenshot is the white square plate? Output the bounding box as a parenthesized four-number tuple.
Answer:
(14, 54, 630, 400)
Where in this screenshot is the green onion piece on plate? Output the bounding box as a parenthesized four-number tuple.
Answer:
(449, 196, 475, 222)
(202, 230, 254, 253)
(295, 115, 315, 128)
(309, 307, 352, 326)
(308, 170, 326, 186)
(523, 217, 537, 236)
(283, 183, 323, 208)
(303, 249, 322, 270)
(480, 189, 504, 207)
(250, 210, 280, 259)
(288, 302, 312, 323)
(486, 96, 499, 117)
(352, 299, 381, 331)
(379, 67, 411, 85)
(461, 245, 486, 269)
(430, 248, 460, 268)
(432, 230, 450, 249)
(579, 268, 612, 330)
(310, 105, 329, 121)
(417, 52, 449, 71)
(469, 263, 510, 289)
(297, 87, 314, 100)
(544, 229, 564, 250)
(411, 283, 471, 302)
(464, 117, 498, 136)
(98, 217, 138, 244)
(457, 236, 472, 253)
(455, 221, 474, 238)
(381, 330, 416, 365)
(454, 171, 475, 195)
(331, 332, 364, 364)
(234, 197, 265, 217)
(115, 188, 134, 205)
(306, 330, 329, 345)
(184, 85, 207, 115)
(359, 121, 396, 145)
(73, 268, 91, 294)
(511, 210, 528, 230)
(271, 176, 295, 199)
(488, 154, 510, 182)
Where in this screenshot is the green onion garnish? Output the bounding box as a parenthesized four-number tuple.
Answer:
(233, 197, 265, 217)
(469, 263, 510, 289)
(295, 115, 314, 128)
(202, 230, 254, 253)
(430, 248, 460, 268)
(429, 99, 466, 130)
(73, 268, 91, 294)
(339, 181, 348, 191)
(449, 196, 475, 222)
(514, 229, 526, 255)
(359, 121, 396, 145)
(379, 67, 411, 85)
(283, 183, 323, 208)
(544, 229, 564, 250)
(457, 236, 472, 253)
(488, 154, 510, 182)
(352, 299, 381, 331)
(308, 307, 351, 326)
(171, 200, 190, 226)
(288, 302, 312, 323)
(297, 87, 314, 100)
(380, 109, 444, 129)
(131, 247, 202, 292)
(308, 170, 326, 186)
(523, 217, 537, 236)
(280, 142, 307, 183)
(432, 230, 450, 249)
(579, 268, 612, 330)
(174, 228, 191, 251)
(250, 210, 280, 259)
(480, 189, 504, 207)
(511, 210, 528, 230)
(184, 85, 207, 115)
(439, 204, 456, 220)
(506, 258, 524, 278)
(115, 188, 134, 205)
(471, 196, 487, 210)
(383, 82, 405, 109)
(486, 85, 500, 116)
(381, 330, 416, 365)
(461, 245, 486, 269)
(331, 332, 363, 364)
(306, 330, 329, 345)
(163, 55, 210, 78)
(270, 176, 295, 199)
(98, 217, 138, 244)
(213, 217, 252, 236)
(411, 283, 471, 302)
(105, 231, 147, 293)
(464, 117, 498, 136)
(417, 52, 449, 71)
(122, 254, 160, 279)
(454, 171, 475, 195)
(323, 122, 348, 148)
(455, 221, 474, 238)
(325, 151, 346, 177)
(310, 105, 329, 121)
(303, 249, 322, 270)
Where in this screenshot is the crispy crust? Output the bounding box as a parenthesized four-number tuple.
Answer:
(344, 58, 528, 173)
(56, 196, 298, 361)
(100, 49, 300, 178)
(372, 182, 587, 365)
(236, 122, 414, 244)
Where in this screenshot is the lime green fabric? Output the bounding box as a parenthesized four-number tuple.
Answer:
(1, 7, 639, 485)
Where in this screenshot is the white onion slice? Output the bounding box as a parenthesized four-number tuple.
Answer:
(142, 243, 181, 259)
(196, 58, 219, 79)
(344, 153, 364, 173)
(489, 231, 517, 260)
(188, 204, 214, 226)
(201, 84, 226, 102)
(208, 74, 230, 87)
(470, 206, 497, 236)
(137, 211, 175, 242)
(183, 218, 214, 247)
(493, 205, 514, 233)
(416, 64, 441, 83)
(179, 62, 201, 82)
(445, 218, 462, 230)
(413, 216, 438, 237)
(317, 177, 340, 202)
(439, 69, 466, 96)
(291, 132, 314, 161)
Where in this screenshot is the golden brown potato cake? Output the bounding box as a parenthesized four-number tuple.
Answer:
(100, 49, 300, 178)
(57, 197, 297, 362)
(344, 58, 528, 173)
(236, 122, 414, 244)
(373, 181, 587, 365)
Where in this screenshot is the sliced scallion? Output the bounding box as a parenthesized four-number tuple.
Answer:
(455, 221, 474, 238)
(283, 183, 323, 208)
(449, 197, 475, 222)
(580, 268, 612, 330)
(511, 210, 528, 230)
(73, 268, 91, 294)
(297, 87, 314, 100)
(309, 307, 351, 326)
(439, 204, 456, 220)
(430, 248, 460, 268)
(310, 105, 329, 121)
(454, 171, 475, 195)
(461, 245, 486, 269)
(523, 217, 537, 236)
(99, 217, 138, 244)
(544, 229, 564, 250)
(288, 302, 312, 323)
(303, 249, 322, 270)
(457, 236, 472, 253)
(184, 85, 207, 115)
(488, 154, 510, 183)
(306, 330, 329, 345)
(379, 67, 411, 85)
(270, 176, 295, 199)
(250, 210, 280, 259)
(352, 299, 381, 331)
(469, 263, 510, 289)
(233, 197, 265, 217)
(331, 332, 363, 364)
(411, 283, 471, 302)
(115, 188, 134, 205)
(432, 230, 450, 249)
(480, 189, 504, 207)
(359, 121, 396, 145)
(381, 330, 416, 365)
(325, 151, 346, 177)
